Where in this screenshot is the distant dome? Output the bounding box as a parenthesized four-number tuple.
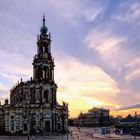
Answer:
(40, 16, 48, 34)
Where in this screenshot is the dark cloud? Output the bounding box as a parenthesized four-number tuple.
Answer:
(117, 104, 140, 111)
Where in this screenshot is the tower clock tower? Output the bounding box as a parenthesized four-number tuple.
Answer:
(33, 16, 54, 82)
(1, 16, 68, 135)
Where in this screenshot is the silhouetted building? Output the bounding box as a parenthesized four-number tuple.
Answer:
(0, 16, 68, 135)
(74, 107, 110, 127)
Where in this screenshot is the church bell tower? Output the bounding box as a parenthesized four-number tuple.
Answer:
(4, 16, 68, 135)
(33, 16, 54, 81)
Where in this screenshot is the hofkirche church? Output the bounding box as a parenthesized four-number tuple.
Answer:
(0, 16, 68, 135)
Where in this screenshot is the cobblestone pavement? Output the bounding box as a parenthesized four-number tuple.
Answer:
(68, 127, 140, 140)
(0, 127, 140, 140)
(0, 135, 139, 140)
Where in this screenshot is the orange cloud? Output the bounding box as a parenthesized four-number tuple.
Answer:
(55, 55, 120, 117)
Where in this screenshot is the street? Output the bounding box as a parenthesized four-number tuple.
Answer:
(68, 127, 140, 140)
(0, 127, 140, 140)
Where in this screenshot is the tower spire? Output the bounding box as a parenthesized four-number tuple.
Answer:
(33, 16, 53, 81)
(40, 14, 48, 34)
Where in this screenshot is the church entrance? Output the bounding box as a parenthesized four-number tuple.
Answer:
(45, 121, 51, 132)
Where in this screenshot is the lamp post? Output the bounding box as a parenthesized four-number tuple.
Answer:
(16, 105, 19, 140)
(134, 112, 137, 140)
(27, 111, 30, 140)
(26, 97, 31, 140)
(40, 112, 44, 136)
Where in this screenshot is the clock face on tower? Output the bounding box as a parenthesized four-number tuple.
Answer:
(43, 52, 48, 58)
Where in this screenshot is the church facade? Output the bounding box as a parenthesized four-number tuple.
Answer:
(0, 16, 68, 135)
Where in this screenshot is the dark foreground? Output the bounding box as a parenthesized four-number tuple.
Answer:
(0, 127, 140, 140)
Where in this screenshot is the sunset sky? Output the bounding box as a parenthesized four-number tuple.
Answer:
(0, 0, 140, 118)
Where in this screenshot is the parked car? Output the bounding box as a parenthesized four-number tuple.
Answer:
(115, 129, 120, 134)
(101, 127, 110, 134)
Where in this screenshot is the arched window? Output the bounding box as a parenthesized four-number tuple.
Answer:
(10, 118, 15, 131)
(11, 115, 14, 120)
(44, 90, 49, 102)
(43, 46, 45, 52)
(11, 123, 14, 131)
(30, 88, 35, 103)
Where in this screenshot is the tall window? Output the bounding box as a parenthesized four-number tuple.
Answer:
(10, 116, 15, 131)
(43, 46, 45, 52)
(44, 90, 49, 102)
(23, 123, 27, 131)
(11, 123, 14, 131)
(30, 88, 35, 103)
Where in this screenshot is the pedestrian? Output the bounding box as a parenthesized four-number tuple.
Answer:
(120, 129, 123, 135)
(31, 135, 35, 140)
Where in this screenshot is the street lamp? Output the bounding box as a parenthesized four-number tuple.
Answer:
(134, 112, 137, 140)
(26, 96, 31, 140)
(16, 106, 19, 140)
(27, 111, 30, 140)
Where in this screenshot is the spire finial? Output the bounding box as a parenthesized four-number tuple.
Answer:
(43, 13, 45, 19)
(43, 13, 45, 26)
